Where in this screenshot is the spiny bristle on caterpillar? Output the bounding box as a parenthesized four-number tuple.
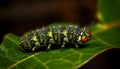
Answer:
(19, 24, 91, 52)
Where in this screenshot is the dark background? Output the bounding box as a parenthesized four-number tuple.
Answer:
(0, 0, 97, 43)
(0, 0, 119, 69)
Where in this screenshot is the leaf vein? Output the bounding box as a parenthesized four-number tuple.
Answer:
(6, 36, 17, 44)
(7, 52, 40, 69)
(33, 56, 49, 69)
(45, 59, 73, 65)
(94, 35, 112, 47)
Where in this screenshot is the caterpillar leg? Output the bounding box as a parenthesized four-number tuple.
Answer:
(47, 44, 51, 50)
(31, 42, 40, 52)
(32, 46, 37, 52)
(61, 42, 66, 48)
(75, 43, 79, 49)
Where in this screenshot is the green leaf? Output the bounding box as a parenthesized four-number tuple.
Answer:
(0, 22, 120, 69)
(98, 0, 120, 23)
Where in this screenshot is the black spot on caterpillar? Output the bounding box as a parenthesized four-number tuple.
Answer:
(19, 24, 91, 52)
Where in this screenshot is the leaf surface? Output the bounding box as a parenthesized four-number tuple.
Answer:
(0, 22, 120, 69)
(98, 0, 120, 23)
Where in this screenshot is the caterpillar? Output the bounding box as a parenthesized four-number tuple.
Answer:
(19, 24, 91, 52)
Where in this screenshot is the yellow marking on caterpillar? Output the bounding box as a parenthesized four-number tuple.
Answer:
(32, 36, 37, 41)
(62, 30, 67, 37)
(48, 31, 53, 37)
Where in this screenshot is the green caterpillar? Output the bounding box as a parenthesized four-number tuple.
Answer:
(19, 24, 91, 52)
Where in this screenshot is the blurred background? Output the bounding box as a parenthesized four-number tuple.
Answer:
(0, 0, 97, 43)
(0, 0, 119, 69)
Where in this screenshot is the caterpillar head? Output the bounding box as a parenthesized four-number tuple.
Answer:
(76, 27, 91, 44)
(76, 19, 95, 44)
